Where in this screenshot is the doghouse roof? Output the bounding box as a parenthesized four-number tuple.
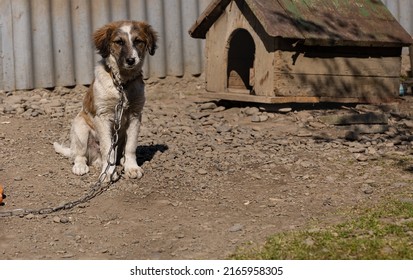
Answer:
(189, 0, 413, 47)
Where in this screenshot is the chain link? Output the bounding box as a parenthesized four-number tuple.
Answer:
(0, 84, 127, 218)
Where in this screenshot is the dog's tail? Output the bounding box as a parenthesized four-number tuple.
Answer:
(53, 142, 72, 158)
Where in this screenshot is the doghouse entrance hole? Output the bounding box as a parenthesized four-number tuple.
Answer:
(227, 29, 255, 94)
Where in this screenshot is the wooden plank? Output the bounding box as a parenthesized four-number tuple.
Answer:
(204, 11, 228, 93)
(202, 91, 321, 103)
(273, 73, 399, 102)
(410, 45, 413, 78)
(202, 91, 397, 104)
(228, 88, 250, 94)
(274, 50, 401, 77)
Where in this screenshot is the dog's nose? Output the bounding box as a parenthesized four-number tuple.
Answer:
(126, 58, 135, 66)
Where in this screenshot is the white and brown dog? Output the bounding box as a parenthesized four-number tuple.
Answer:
(54, 20, 157, 181)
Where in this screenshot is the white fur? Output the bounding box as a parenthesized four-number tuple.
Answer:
(120, 24, 140, 66)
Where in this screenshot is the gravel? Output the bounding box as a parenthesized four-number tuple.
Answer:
(1, 77, 413, 260)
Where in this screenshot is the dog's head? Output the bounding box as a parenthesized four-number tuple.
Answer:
(93, 21, 158, 71)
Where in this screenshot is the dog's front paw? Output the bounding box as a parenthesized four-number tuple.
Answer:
(72, 163, 89, 175)
(124, 165, 144, 179)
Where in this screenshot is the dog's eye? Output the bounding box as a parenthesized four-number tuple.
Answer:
(134, 39, 144, 46)
(114, 39, 124, 46)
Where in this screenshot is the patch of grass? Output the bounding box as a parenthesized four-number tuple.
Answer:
(231, 200, 413, 260)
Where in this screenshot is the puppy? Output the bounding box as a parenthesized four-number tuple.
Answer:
(54, 20, 157, 181)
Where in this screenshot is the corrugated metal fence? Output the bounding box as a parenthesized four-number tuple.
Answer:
(0, 0, 210, 91)
(0, 0, 412, 91)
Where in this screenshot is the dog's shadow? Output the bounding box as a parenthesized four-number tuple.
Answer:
(136, 144, 168, 166)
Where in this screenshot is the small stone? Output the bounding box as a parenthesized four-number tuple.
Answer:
(361, 184, 374, 194)
(229, 224, 244, 232)
(244, 107, 259, 116)
(5, 95, 23, 105)
(251, 115, 261, 122)
(197, 169, 208, 175)
(200, 102, 217, 110)
(402, 120, 413, 129)
(349, 147, 366, 153)
(213, 106, 226, 112)
(14, 176, 23, 181)
(355, 154, 369, 162)
(259, 115, 269, 122)
(278, 107, 292, 114)
(189, 112, 210, 120)
(53, 216, 61, 223)
(31, 111, 40, 117)
(60, 217, 70, 224)
(176, 233, 185, 239)
(367, 147, 377, 155)
(25, 214, 35, 220)
(15, 107, 25, 114)
(48, 100, 63, 107)
(309, 121, 325, 129)
(216, 124, 232, 133)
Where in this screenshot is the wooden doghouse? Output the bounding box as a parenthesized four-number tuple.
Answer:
(189, 0, 413, 103)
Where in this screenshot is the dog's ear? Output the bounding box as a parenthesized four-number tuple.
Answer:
(143, 23, 158, 56)
(93, 22, 117, 58)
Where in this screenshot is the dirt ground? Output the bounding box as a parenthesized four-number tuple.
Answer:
(0, 76, 412, 260)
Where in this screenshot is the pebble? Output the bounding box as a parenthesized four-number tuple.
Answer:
(25, 214, 35, 220)
(349, 147, 366, 153)
(197, 169, 208, 175)
(213, 106, 226, 112)
(189, 112, 210, 120)
(1, 79, 413, 260)
(60, 217, 70, 224)
(200, 102, 217, 110)
(361, 184, 374, 194)
(244, 107, 259, 116)
(176, 233, 185, 239)
(259, 115, 269, 122)
(216, 124, 232, 133)
(354, 154, 369, 162)
(251, 115, 261, 122)
(278, 107, 292, 114)
(229, 224, 244, 232)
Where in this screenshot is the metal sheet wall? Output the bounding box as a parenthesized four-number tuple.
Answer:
(0, 0, 411, 91)
(0, 0, 210, 91)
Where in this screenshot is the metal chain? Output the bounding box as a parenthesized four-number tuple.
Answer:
(0, 84, 126, 218)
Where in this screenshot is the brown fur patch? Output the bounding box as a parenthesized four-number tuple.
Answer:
(83, 82, 96, 116)
(93, 22, 118, 58)
(79, 110, 95, 130)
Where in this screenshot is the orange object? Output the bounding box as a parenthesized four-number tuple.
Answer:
(0, 185, 4, 204)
